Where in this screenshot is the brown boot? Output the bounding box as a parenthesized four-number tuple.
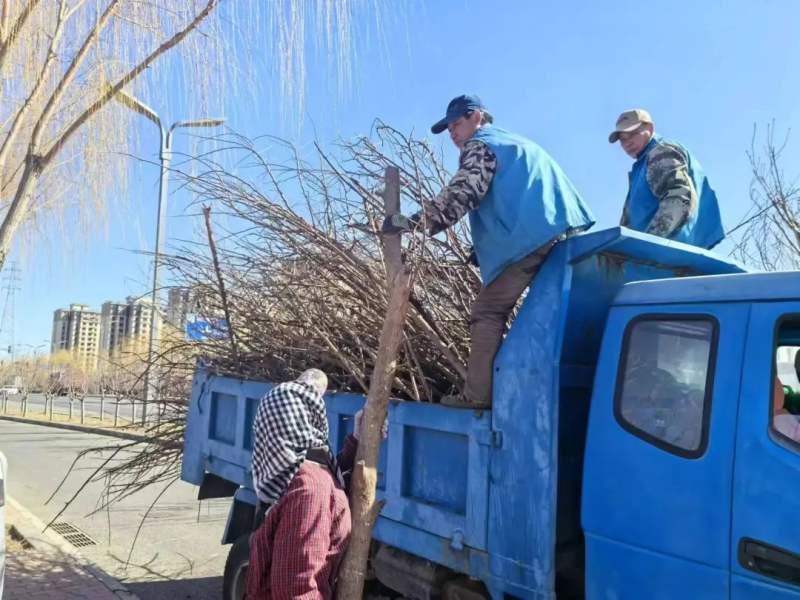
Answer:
(439, 394, 491, 410)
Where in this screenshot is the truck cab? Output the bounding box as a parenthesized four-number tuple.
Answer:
(180, 227, 800, 599)
(584, 273, 800, 599)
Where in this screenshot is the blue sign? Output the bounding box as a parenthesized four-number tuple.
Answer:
(186, 317, 229, 341)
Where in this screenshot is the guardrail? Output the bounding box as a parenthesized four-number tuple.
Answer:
(0, 392, 184, 429)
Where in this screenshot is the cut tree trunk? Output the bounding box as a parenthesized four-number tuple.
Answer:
(335, 166, 411, 599)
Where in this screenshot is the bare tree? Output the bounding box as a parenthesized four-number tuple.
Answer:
(731, 123, 800, 270)
(0, 0, 386, 269)
(0, 1, 230, 268)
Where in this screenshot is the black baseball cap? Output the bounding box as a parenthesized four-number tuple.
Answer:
(431, 94, 486, 134)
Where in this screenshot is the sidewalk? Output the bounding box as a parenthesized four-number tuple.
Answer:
(4, 497, 137, 599)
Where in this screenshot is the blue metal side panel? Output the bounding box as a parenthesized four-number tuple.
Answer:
(181, 369, 272, 489)
(325, 394, 392, 490)
(488, 243, 569, 596)
(210, 392, 237, 444)
(181, 368, 212, 486)
(568, 227, 745, 276)
(381, 401, 491, 552)
(585, 533, 729, 599)
(615, 272, 800, 307)
(373, 517, 490, 583)
(205, 377, 272, 489)
(325, 393, 364, 451)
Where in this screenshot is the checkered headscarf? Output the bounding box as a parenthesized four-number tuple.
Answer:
(251, 378, 329, 505)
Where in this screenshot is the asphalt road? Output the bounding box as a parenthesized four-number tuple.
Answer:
(0, 420, 230, 599)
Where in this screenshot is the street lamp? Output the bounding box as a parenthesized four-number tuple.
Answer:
(113, 88, 224, 424)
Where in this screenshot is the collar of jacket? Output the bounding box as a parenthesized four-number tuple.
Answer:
(468, 123, 491, 142)
(634, 134, 660, 163)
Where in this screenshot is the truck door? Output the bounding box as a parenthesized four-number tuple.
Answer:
(583, 303, 749, 599)
(732, 304, 800, 598)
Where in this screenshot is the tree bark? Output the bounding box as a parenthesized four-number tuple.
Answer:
(335, 166, 411, 600)
(202, 205, 240, 362)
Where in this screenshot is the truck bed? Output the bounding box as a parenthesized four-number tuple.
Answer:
(181, 227, 746, 599)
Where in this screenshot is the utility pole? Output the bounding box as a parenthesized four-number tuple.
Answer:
(0, 262, 21, 365)
(110, 87, 223, 424)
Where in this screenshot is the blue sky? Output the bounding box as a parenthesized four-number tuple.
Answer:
(9, 0, 800, 354)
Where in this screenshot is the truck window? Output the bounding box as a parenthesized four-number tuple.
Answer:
(615, 317, 717, 457)
(772, 319, 800, 446)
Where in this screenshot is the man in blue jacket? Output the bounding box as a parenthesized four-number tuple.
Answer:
(383, 95, 594, 409)
(609, 109, 724, 249)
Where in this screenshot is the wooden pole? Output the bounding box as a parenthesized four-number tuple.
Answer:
(335, 166, 411, 600)
(202, 205, 240, 363)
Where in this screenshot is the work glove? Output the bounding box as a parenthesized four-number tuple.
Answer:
(381, 213, 419, 234)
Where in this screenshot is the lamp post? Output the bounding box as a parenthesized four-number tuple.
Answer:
(113, 89, 224, 424)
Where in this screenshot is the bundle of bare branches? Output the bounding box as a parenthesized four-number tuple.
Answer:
(168, 121, 479, 402)
(48, 123, 477, 528)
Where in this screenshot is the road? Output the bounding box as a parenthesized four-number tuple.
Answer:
(0, 420, 230, 599)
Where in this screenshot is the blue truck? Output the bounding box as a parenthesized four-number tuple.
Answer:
(180, 227, 800, 599)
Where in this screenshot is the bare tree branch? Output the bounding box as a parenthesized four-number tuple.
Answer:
(730, 122, 800, 270)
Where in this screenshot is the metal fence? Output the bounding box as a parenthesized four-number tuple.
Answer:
(0, 392, 183, 429)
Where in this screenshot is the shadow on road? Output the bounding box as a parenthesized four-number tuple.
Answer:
(4, 532, 120, 599)
(126, 575, 223, 600)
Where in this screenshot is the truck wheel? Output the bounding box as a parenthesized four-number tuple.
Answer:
(223, 533, 250, 600)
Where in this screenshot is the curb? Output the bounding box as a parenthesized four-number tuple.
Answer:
(0, 415, 178, 446)
(6, 495, 140, 599)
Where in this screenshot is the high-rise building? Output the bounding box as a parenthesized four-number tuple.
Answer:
(51, 304, 101, 369)
(166, 287, 195, 331)
(99, 297, 156, 357)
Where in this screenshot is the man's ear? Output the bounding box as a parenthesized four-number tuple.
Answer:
(472, 110, 484, 126)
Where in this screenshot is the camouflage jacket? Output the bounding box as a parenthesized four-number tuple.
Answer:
(415, 139, 497, 235)
(621, 140, 697, 238)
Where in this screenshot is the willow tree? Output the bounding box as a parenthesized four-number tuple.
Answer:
(0, 0, 376, 267)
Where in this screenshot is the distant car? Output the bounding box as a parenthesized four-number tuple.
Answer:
(1, 450, 7, 598)
(0, 387, 18, 395)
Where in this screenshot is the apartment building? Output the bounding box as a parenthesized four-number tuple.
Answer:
(99, 297, 156, 357)
(166, 287, 196, 331)
(50, 304, 101, 369)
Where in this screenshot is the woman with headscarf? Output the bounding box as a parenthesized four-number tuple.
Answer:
(246, 368, 359, 599)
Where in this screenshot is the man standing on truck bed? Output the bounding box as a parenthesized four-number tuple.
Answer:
(246, 368, 358, 599)
(609, 109, 725, 249)
(382, 94, 595, 409)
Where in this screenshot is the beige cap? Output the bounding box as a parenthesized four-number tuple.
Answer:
(608, 109, 653, 143)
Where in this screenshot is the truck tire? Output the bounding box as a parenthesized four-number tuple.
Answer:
(223, 533, 250, 600)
